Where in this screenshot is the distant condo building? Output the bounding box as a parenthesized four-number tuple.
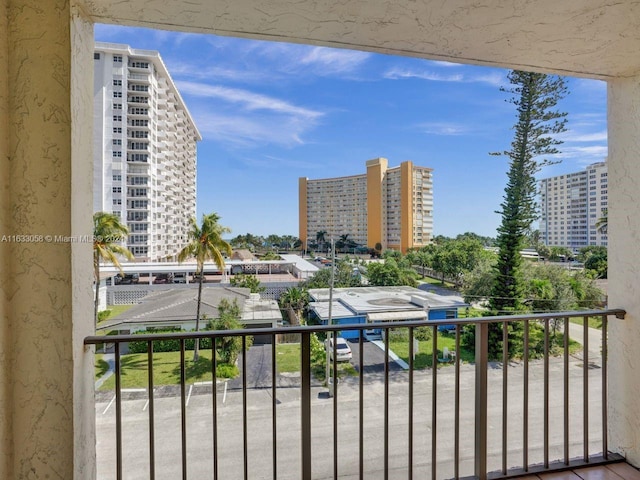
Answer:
(538, 161, 608, 251)
(93, 42, 201, 261)
(299, 158, 433, 253)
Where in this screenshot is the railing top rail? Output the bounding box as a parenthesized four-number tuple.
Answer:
(84, 308, 625, 345)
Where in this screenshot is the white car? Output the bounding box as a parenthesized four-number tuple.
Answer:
(325, 337, 352, 362)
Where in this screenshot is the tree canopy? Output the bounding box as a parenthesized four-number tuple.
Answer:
(178, 212, 232, 361)
(489, 70, 568, 315)
(93, 212, 133, 323)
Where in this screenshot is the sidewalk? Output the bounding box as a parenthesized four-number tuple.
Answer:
(566, 321, 603, 360)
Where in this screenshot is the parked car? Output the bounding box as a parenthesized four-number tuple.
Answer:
(192, 272, 207, 283)
(153, 273, 173, 284)
(173, 273, 187, 284)
(115, 273, 139, 285)
(325, 336, 352, 362)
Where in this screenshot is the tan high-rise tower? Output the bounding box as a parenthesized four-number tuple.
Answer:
(299, 158, 433, 253)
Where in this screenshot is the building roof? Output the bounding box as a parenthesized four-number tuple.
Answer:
(279, 254, 320, 274)
(308, 286, 468, 321)
(99, 286, 254, 329)
(232, 249, 257, 261)
(94, 41, 201, 140)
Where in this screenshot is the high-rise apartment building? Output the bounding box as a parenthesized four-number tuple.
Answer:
(93, 42, 201, 261)
(299, 158, 433, 253)
(538, 161, 608, 251)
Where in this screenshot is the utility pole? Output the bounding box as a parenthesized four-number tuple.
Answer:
(325, 238, 335, 384)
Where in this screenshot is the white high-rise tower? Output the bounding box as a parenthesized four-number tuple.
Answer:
(93, 42, 201, 261)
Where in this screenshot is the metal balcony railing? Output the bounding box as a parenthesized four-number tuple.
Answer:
(85, 309, 626, 480)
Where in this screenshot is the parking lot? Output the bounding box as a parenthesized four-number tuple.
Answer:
(96, 347, 605, 479)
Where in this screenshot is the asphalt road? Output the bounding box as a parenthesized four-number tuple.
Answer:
(96, 347, 605, 480)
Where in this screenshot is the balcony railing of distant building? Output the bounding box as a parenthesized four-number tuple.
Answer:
(85, 309, 626, 480)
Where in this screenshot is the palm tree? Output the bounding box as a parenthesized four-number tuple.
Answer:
(596, 209, 608, 234)
(316, 230, 327, 252)
(93, 212, 133, 324)
(279, 287, 310, 325)
(336, 234, 350, 253)
(178, 213, 232, 361)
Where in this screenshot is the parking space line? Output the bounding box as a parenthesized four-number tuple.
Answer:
(186, 384, 193, 406)
(102, 396, 115, 415)
(142, 389, 156, 411)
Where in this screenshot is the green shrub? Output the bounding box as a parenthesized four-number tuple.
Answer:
(128, 328, 213, 353)
(216, 364, 239, 379)
(414, 326, 433, 341)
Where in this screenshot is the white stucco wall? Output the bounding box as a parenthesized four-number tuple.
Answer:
(1, 0, 11, 477)
(1, 1, 96, 478)
(607, 76, 640, 466)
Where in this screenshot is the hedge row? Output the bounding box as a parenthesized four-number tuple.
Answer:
(128, 328, 213, 353)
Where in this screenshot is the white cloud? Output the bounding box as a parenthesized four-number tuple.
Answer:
(419, 122, 467, 136)
(384, 67, 504, 86)
(429, 60, 464, 68)
(193, 111, 315, 148)
(296, 46, 371, 75)
(560, 130, 608, 143)
(177, 81, 323, 120)
(176, 80, 325, 148)
(553, 145, 608, 164)
(384, 68, 464, 82)
(168, 62, 271, 84)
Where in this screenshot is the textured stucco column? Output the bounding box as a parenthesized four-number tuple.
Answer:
(1, 0, 11, 476)
(608, 75, 640, 466)
(1, 1, 96, 478)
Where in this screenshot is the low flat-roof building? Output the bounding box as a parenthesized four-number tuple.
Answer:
(307, 286, 468, 339)
(98, 287, 281, 343)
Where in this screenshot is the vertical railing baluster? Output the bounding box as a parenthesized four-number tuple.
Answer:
(115, 341, 123, 480)
(272, 333, 277, 480)
(563, 317, 569, 465)
(301, 332, 312, 480)
(544, 319, 550, 469)
(180, 339, 187, 480)
(359, 330, 364, 480)
(583, 316, 589, 462)
(523, 320, 529, 471)
(602, 315, 608, 460)
(333, 332, 338, 480)
(212, 337, 218, 480)
(455, 325, 461, 480)
(384, 328, 390, 480)
(475, 323, 488, 480)
(242, 336, 248, 480)
(408, 327, 414, 480)
(432, 325, 437, 480)
(147, 341, 155, 480)
(502, 322, 508, 475)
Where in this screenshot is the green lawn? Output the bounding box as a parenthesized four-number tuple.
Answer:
(275, 343, 302, 372)
(389, 330, 582, 368)
(417, 277, 456, 289)
(95, 349, 238, 391)
(276, 342, 358, 380)
(389, 333, 474, 369)
(569, 316, 604, 329)
(97, 304, 135, 326)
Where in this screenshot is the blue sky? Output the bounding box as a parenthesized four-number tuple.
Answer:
(95, 25, 608, 240)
